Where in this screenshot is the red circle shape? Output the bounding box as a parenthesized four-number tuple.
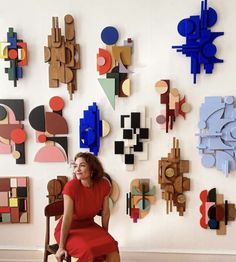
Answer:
(11, 129, 27, 144)
(38, 134, 47, 143)
(8, 49, 18, 60)
(49, 96, 64, 111)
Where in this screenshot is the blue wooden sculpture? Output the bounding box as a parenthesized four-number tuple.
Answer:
(172, 0, 224, 84)
(197, 96, 236, 177)
(79, 103, 110, 155)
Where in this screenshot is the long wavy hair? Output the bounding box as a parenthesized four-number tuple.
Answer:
(73, 152, 104, 180)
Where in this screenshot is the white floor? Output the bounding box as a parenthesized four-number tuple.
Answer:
(0, 250, 236, 262)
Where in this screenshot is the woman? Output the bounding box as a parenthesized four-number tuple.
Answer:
(55, 152, 120, 262)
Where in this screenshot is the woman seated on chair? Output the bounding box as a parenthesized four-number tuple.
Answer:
(55, 152, 120, 262)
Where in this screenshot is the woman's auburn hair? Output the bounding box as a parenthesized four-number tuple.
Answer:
(74, 152, 104, 180)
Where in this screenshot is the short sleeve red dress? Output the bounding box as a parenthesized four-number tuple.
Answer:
(54, 177, 119, 262)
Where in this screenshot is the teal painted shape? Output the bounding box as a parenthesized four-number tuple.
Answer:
(2, 213, 11, 223)
(98, 78, 115, 110)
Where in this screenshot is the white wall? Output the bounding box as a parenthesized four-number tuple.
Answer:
(1, 0, 236, 255)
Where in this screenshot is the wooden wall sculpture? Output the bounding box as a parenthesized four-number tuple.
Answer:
(172, 0, 224, 84)
(79, 102, 110, 155)
(0, 28, 28, 86)
(200, 188, 236, 235)
(29, 96, 69, 162)
(0, 99, 27, 164)
(44, 14, 80, 100)
(97, 26, 133, 109)
(155, 80, 191, 133)
(0, 177, 29, 223)
(126, 179, 156, 223)
(47, 176, 68, 203)
(158, 137, 190, 216)
(197, 96, 236, 177)
(114, 107, 150, 171)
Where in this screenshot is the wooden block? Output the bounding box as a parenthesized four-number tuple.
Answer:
(64, 14, 75, 41)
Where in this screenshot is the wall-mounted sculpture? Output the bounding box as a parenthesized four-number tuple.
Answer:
(0, 99, 27, 164)
(79, 102, 110, 155)
(200, 188, 236, 235)
(172, 0, 224, 84)
(44, 14, 80, 100)
(158, 137, 190, 216)
(196, 96, 236, 177)
(155, 80, 191, 132)
(126, 179, 156, 223)
(29, 96, 69, 162)
(0, 177, 29, 223)
(97, 26, 133, 109)
(0, 28, 28, 86)
(114, 107, 150, 171)
(47, 176, 68, 204)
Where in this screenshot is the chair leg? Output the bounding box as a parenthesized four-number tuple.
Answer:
(43, 250, 49, 262)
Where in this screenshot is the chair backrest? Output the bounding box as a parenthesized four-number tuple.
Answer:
(45, 200, 64, 217)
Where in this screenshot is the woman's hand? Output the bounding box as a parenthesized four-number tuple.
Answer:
(55, 247, 68, 262)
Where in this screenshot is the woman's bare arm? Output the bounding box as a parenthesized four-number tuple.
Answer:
(101, 196, 110, 231)
(55, 194, 73, 261)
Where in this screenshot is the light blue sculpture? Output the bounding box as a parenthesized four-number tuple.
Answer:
(197, 96, 236, 177)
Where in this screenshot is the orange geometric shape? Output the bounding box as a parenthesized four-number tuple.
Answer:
(49, 96, 65, 111)
(97, 48, 112, 75)
(10, 128, 27, 144)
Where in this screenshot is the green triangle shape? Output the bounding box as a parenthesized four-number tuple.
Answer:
(98, 78, 116, 110)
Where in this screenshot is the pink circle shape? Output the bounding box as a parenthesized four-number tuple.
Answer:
(156, 115, 166, 124)
(97, 56, 106, 66)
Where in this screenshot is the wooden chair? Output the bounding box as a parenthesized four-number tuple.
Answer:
(43, 200, 72, 262)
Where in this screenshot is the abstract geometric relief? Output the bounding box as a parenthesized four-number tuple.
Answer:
(97, 26, 133, 109)
(114, 107, 150, 171)
(200, 188, 236, 235)
(29, 96, 69, 162)
(158, 137, 190, 216)
(0, 99, 27, 164)
(79, 102, 110, 156)
(197, 96, 236, 177)
(155, 80, 191, 132)
(0, 28, 28, 87)
(172, 0, 224, 84)
(44, 15, 81, 100)
(126, 179, 156, 223)
(0, 177, 29, 223)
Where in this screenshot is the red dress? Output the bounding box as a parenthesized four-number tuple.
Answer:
(54, 177, 119, 262)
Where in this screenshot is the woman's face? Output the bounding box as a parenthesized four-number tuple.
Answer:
(73, 157, 91, 180)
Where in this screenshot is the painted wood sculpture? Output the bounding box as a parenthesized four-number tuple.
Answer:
(158, 137, 190, 216)
(114, 107, 150, 171)
(155, 80, 191, 133)
(200, 188, 236, 235)
(97, 26, 133, 109)
(197, 96, 236, 177)
(126, 179, 156, 223)
(79, 103, 110, 155)
(47, 176, 68, 204)
(0, 28, 28, 87)
(172, 0, 224, 84)
(29, 96, 69, 162)
(44, 15, 80, 100)
(0, 177, 29, 223)
(0, 99, 27, 164)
